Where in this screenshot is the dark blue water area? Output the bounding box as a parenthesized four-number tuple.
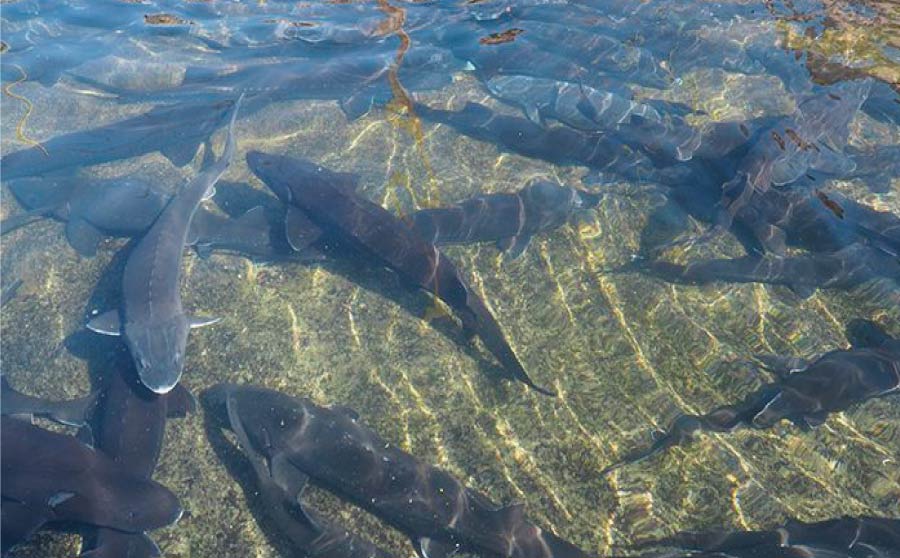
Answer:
(1, 0, 899, 557)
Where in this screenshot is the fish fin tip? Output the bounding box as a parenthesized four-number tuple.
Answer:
(75, 426, 95, 448)
(86, 310, 122, 336)
(66, 218, 103, 257)
(166, 384, 198, 417)
(423, 300, 452, 323)
(497, 232, 533, 259)
(523, 104, 543, 126)
(236, 206, 269, 226)
(417, 538, 460, 558)
(285, 206, 324, 252)
(160, 142, 201, 167)
(270, 453, 311, 501)
(802, 412, 829, 428)
(339, 93, 375, 121)
(194, 244, 213, 259)
(189, 315, 221, 328)
(786, 283, 816, 299)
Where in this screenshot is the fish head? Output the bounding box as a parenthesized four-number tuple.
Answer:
(202, 384, 308, 456)
(521, 179, 588, 229)
(247, 151, 295, 204)
(124, 315, 190, 394)
(523, 179, 579, 208)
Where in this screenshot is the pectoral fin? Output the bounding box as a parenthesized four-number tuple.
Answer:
(165, 384, 197, 418)
(416, 538, 460, 558)
(802, 411, 829, 428)
(811, 151, 856, 176)
(66, 218, 104, 258)
(339, 91, 375, 121)
(786, 282, 816, 299)
(523, 103, 543, 126)
(86, 310, 122, 336)
(270, 453, 312, 504)
(752, 223, 787, 255)
(235, 206, 270, 229)
(497, 234, 533, 259)
(285, 206, 323, 252)
(160, 141, 201, 168)
(189, 315, 221, 329)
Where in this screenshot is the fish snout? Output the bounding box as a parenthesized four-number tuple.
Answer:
(124, 319, 189, 394)
(246, 151, 292, 203)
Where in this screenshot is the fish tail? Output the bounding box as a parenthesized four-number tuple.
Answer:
(0, 205, 57, 235)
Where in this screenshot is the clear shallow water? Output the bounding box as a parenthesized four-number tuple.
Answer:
(1, 0, 899, 557)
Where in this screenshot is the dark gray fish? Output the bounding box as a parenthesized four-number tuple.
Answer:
(632, 516, 900, 558)
(86, 96, 242, 394)
(2, 176, 170, 257)
(632, 242, 899, 298)
(1, 416, 182, 555)
(80, 364, 196, 558)
(410, 179, 600, 258)
(202, 387, 396, 558)
(448, 31, 633, 99)
(187, 205, 297, 261)
(71, 46, 465, 121)
(0, 375, 98, 427)
(729, 185, 900, 257)
(0, 98, 238, 180)
(513, 21, 673, 89)
(248, 151, 555, 396)
(844, 144, 900, 193)
(602, 319, 900, 474)
(716, 80, 872, 228)
(203, 384, 593, 558)
(414, 101, 652, 182)
(484, 75, 660, 127)
(483, 75, 701, 162)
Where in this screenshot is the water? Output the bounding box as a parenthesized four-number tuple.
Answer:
(1, 0, 898, 556)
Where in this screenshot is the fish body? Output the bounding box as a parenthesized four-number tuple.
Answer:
(188, 205, 295, 261)
(0, 375, 97, 427)
(204, 384, 592, 558)
(1, 416, 182, 554)
(202, 386, 396, 558)
(732, 186, 900, 256)
(72, 46, 463, 120)
(410, 179, 600, 258)
(636, 516, 900, 558)
(717, 80, 872, 225)
(80, 363, 196, 558)
(603, 319, 900, 473)
(636, 243, 899, 297)
(415, 101, 651, 180)
(87, 97, 242, 394)
(484, 75, 700, 162)
(3, 176, 170, 256)
(248, 151, 554, 395)
(0, 98, 238, 180)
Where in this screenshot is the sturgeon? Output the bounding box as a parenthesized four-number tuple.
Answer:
(248, 152, 555, 396)
(87, 96, 242, 394)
